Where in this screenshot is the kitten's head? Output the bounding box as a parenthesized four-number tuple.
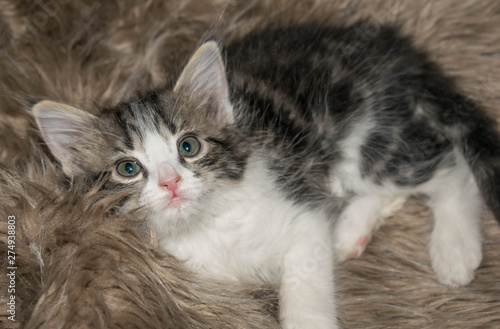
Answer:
(31, 42, 249, 234)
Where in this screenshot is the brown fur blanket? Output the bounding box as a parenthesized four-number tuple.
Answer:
(1, 1, 500, 328)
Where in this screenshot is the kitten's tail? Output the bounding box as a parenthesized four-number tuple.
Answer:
(423, 79, 500, 223)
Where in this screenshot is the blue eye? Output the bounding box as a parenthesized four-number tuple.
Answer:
(116, 160, 142, 177)
(178, 136, 201, 157)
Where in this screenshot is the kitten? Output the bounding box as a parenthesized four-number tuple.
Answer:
(31, 24, 500, 329)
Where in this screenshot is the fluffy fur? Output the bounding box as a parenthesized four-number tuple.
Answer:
(1, 1, 500, 328)
(0, 150, 279, 329)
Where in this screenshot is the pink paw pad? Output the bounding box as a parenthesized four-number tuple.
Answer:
(346, 235, 370, 259)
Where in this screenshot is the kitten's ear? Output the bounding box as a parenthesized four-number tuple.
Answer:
(31, 100, 96, 175)
(174, 41, 233, 123)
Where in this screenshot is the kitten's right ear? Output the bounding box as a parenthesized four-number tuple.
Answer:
(174, 41, 233, 124)
(31, 100, 96, 176)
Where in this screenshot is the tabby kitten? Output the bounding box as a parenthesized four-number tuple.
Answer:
(32, 25, 500, 329)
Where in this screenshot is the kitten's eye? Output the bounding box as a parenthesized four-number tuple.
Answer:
(178, 136, 201, 157)
(116, 160, 142, 177)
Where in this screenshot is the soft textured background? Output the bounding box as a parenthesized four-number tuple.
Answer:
(0, 0, 499, 328)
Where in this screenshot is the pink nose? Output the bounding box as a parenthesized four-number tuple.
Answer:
(161, 176, 181, 192)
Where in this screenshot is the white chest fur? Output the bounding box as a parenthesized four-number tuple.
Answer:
(158, 158, 309, 282)
(157, 156, 338, 328)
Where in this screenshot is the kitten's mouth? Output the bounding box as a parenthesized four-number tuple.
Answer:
(168, 193, 185, 209)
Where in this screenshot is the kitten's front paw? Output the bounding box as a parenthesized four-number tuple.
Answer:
(333, 195, 406, 262)
(334, 234, 371, 261)
(430, 239, 482, 286)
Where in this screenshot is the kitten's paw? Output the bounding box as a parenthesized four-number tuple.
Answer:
(333, 226, 371, 262)
(333, 195, 406, 262)
(430, 240, 482, 286)
(340, 235, 371, 260)
(347, 235, 370, 258)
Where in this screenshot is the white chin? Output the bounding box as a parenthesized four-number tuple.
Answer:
(149, 201, 200, 233)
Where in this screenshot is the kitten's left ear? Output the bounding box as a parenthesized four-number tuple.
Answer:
(31, 100, 98, 176)
(174, 41, 233, 124)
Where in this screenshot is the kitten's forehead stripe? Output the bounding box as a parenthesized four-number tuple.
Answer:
(113, 109, 134, 150)
(151, 102, 179, 135)
(131, 102, 154, 136)
(164, 118, 178, 135)
(124, 117, 143, 140)
(137, 94, 179, 135)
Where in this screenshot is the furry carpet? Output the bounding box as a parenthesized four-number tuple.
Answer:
(1, 0, 500, 328)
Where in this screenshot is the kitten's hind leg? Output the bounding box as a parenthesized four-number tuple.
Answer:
(426, 155, 483, 286)
(333, 194, 406, 261)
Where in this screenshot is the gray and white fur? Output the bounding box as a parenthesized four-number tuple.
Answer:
(32, 24, 500, 329)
